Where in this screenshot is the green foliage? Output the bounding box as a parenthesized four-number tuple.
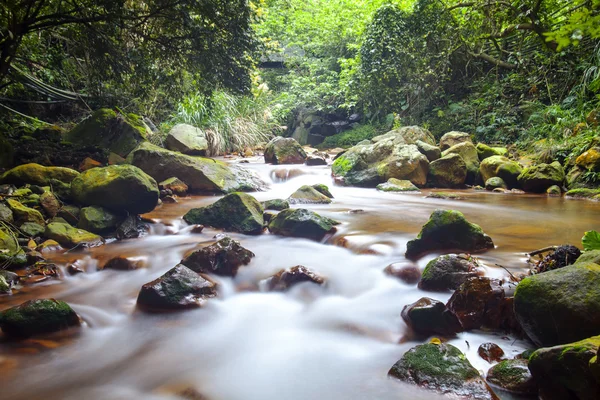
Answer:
(583, 230, 600, 251)
(545, 0, 600, 50)
(317, 124, 383, 149)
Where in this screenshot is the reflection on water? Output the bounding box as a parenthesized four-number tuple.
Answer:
(1, 158, 598, 400)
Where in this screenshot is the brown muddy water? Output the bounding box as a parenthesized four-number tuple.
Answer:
(1, 158, 599, 400)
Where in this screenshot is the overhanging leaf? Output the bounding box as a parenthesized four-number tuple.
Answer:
(582, 230, 600, 251)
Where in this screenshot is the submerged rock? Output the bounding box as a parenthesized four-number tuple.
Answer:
(183, 193, 264, 234)
(264, 137, 307, 164)
(405, 210, 494, 259)
(427, 154, 467, 188)
(486, 359, 536, 395)
(517, 161, 565, 193)
(137, 264, 217, 310)
(268, 208, 339, 241)
(101, 257, 144, 271)
(388, 342, 496, 399)
(384, 263, 421, 284)
(439, 131, 472, 151)
(376, 178, 420, 192)
(478, 343, 505, 363)
(401, 297, 462, 336)
(45, 222, 104, 248)
(165, 124, 208, 155)
(181, 237, 255, 277)
(1, 163, 79, 186)
(288, 185, 332, 204)
(418, 254, 480, 291)
(0, 299, 81, 337)
(266, 265, 326, 291)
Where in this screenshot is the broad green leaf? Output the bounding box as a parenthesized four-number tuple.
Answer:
(582, 230, 600, 251)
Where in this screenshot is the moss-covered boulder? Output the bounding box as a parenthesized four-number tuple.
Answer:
(576, 147, 600, 172)
(547, 185, 562, 196)
(406, 210, 494, 259)
(576, 250, 600, 265)
(65, 109, 149, 157)
(486, 359, 536, 395)
(311, 183, 333, 198)
(1, 163, 79, 186)
(517, 161, 565, 193)
(165, 124, 208, 155)
(288, 185, 332, 204)
(261, 199, 290, 211)
(419, 254, 480, 292)
(0, 299, 81, 338)
(476, 143, 507, 161)
(181, 236, 255, 277)
(6, 199, 44, 225)
(372, 126, 436, 146)
(45, 222, 104, 248)
(264, 137, 307, 164)
(442, 141, 480, 184)
(439, 131, 472, 151)
(78, 206, 124, 233)
(528, 336, 600, 400)
(20, 222, 45, 237)
(0, 202, 13, 223)
(428, 154, 467, 188)
(388, 343, 496, 399)
(183, 193, 264, 234)
(137, 264, 217, 311)
(485, 177, 507, 191)
(0, 228, 26, 267)
(401, 297, 462, 336)
(71, 164, 159, 214)
(416, 140, 441, 161)
(128, 142, 267, 193)
(566, 188, 600, 199)
(159, 177, 188, 196)
(268, 208, 340, 241)
(514, 262, 600, 347)
(480, 156, 522, 189)
(376, 178, 420, 192)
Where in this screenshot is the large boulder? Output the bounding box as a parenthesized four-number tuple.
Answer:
(428, 154, 467, 188)
(388, 343, 496, 399)
(415, 140, 441, 161)
(128, 142, 266, 193)
(439, 131, 471, 151)
(268, 208, 339, 241)
(514, 262, 600, 347)
(65, 109, 149, 157)
(442, 142, 480, 184)
(0, 299, 81, 338)
(480, 156, 522, 188)
(406, 210, 494, 259)
(71, 164, 159, 214)
(476, 143, 507, 161)
(45, 222, 104, 248)
(264, 137, 307, 164)
(165, 124, 208, 155)
(288, 185, 332, 204)
(517, 161, 565, 193)
(401, 297, 462, 336)
(486, 359, 537, 395)
(528, 336, 600, 400)
(181, 237, 255, 277)
(371, 126, 436, 146)
(1, 163, 79, 186)
(78, 206, 124, 233)
(137, 264, 217, 311)
(183, 193, 264, 234)
(575, 147, 600, 172)
(418, 254, 480, 291)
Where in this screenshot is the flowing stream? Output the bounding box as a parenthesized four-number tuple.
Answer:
(1, 157, 599, 400)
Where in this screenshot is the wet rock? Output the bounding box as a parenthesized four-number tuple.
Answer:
(478, 343, 505, 363)
(264, 137, 307, 164)
(305, 154, 327, 166)
(528, 336, 600, 399)
(36, 239, 62, 253)
(262, 199, 290, 211)
(270, 168, 306, 182)
(486, 359, 536, 395)
(190, 225, 204, 234)
(485, 177, 507, 191)
(67, 262, 85, 275)
(0, 202, 13, 223)
(79, 157, 102, 171)
(39, 191, 60, 217)
(517, 161, 565, 193)
(442, 141, 480, 185)
(137, 264, 217, 310)
(181, 236, 255, 277)
(0, 275, 10, 294)
(0, 299, 81, 337)
(183, 193, 264, 234)
(267, 265, 326, 291)
(288, 185, 332, 204)
(405, 210, 494, 259)
(514, 262, 600, 347)
(71, 164, 159, 214)
(388, 342, 496, 399)
(165, 124, 208, 155)
(402, 297, 462, 336)
(311, 183, 333, 198)
(57, 205, 80, 225)
(547, 185, 562, 195)
(1, 163, 79, 186)
(268, 208, 340, 241)
(45, 222, 104, 248)
(476, 143, 507, 161)
(128, 142, 267, 193)
(78, 206, 124, 233)
(20, 222, 45, 237)
(480, 156, 522, 189)
(159, 177, 188, 196)
(428, 154, 467, 188)
(565, 187, 600, 199)
(384, 263, 421, 284)
(418, 254, 480, 291)
(101, 257, 144, 271)
(162, 195, 178, 203)
(415, 140, 441, 162)
(447, 277, 511, 331)
(376, 178, 420, 192)
(108, 152, 126, 165)
(26, 249, 45, 264)
(6, 199, 45, 225)
(575, 147, 600, 172)
(439, 131, 472, 151)
(116, 215, 148, 239)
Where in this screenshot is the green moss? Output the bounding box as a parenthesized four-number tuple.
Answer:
(1, 163, 80, 186)
(332, 155, 353, 176)
(45, 222, 104, 248)
(311, 184, 333, 198)
(78, 206, 124, 233)
(0, 299, 80, 337)
(262, 199, 290, 211)
(317, 124, 381, 149)
(6, 199, 45, 225)
(288, 185, 332, 204)
(268, 208, 340, 241)
(566, 188, 600, 198)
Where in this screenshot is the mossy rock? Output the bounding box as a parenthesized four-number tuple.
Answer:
(261, 199, 290, 211)
(439, 131, 472, 151)
(39, 191, 60, 217)
(419, 254, 479, 291)
(268, 208, 340, 241)
(415, 140, 441, 162)
(376, 178, 420, 192)
(78, 206, 124, 233)
(514, 262, 600, 347)
(0, 228, 26, 267)
(372, 126, 436, 146)
(428, 154, 467, 188)
(517, 161, 565, 193)
(401, 297, 462, 336)
(576, 147, 600, 172)
(264, 137, 307, 164)
(128, 142, 267, 193)
(20, 222, 45, 237)
(566, 188, 600, 199)
(159, 177, 188, 196)
(312, 183, 333, 198)
(181, 236, 255, 277)
(1, 163, 79, 186)
(183, 193, 264, 234)
(165, 124, 208, 155)
(0, 275, 10, 294)
(547, 185, 562, 196)
(71, 164, 159, 214)
(406, 210, 494, 259)
(486, 359, 537, 395)
(6, 199, 45, 225)
(442, 141, 480, 185)
(485, 177, 507, 191)
(528, 336, 600, 399)
(21, 193, 40, 208)
(65, 109, 149, 157)
(576, 250, 600, 265)
(288, 185, 332, 204)
(388, 343, 495, 399)
(0, 202, 13, 223)
(45, 222, 104, 248)
(57, 205, 80, 225)
(480, 156, 522, 189)
(476, 143, 507, 161)
(0, 299, 81, 337)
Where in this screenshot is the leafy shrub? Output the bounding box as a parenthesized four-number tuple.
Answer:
(317, 124, 384, 149)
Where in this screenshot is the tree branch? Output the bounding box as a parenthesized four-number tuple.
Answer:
(467, 51, 517, 69)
